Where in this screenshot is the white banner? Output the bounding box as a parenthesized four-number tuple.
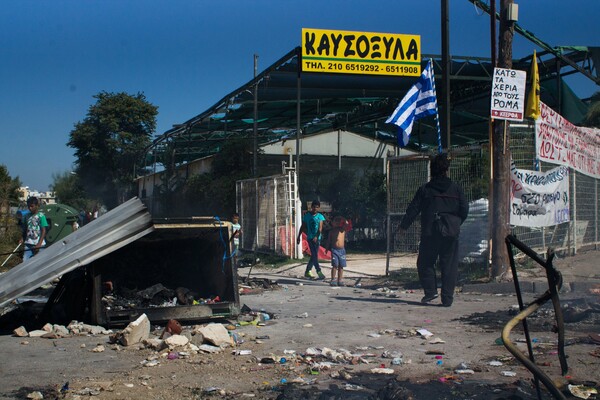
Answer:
(510, 162, 570, 227)
(535, 102, 600, 178)
(490, 67, 526, 121)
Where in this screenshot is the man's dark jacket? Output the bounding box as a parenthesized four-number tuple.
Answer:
(400, 176, 469, 237)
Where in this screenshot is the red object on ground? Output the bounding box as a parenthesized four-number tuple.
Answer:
(300, 232, 331, 260)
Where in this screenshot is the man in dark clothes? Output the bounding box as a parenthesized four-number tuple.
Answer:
(398, 154, 469, 307)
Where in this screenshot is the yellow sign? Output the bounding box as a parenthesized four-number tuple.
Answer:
(301, 28, 421, 77)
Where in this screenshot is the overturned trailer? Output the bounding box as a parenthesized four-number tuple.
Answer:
(0, 198, 240, 328)
(87, 217, 240, 326)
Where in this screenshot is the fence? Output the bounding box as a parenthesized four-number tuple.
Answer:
(236, 169, 299, 258)
(386, 123, 600, 268)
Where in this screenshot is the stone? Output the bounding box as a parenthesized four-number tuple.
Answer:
(198, 344, 222, 353)
(195, 323, 233, 347)
(190, 332, 204, 346)
(143, 338, 167, 351)
(120, 313, 151, 346)
(53, 325, 70, 337)
(82, 323, 110, 335)
(28, 330, 48, 337)
(165, 334, 189, 348)
(13, 326, 28, 337)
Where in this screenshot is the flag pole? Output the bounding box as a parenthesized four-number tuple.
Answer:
(430, 59, 443, 154)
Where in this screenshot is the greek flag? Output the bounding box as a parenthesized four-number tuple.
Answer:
(386, 59, 439, 148)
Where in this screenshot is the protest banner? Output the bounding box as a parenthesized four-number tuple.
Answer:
(535, 102, 600, 178)
(510, 162, 570, 227)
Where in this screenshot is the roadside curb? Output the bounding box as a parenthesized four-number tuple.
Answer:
(462, 279, 600, 295)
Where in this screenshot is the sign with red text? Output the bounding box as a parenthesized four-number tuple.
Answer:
(490, 67, 526, 121)
(535, 102, 600, 178)
(510, 162, 570, 227)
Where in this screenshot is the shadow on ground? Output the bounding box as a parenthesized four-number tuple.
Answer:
(274, 373, 556, 399)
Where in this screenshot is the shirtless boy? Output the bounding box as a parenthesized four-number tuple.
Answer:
(325, 216, 348, 286)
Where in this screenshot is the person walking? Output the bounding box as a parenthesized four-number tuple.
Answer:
(230, 213, 242, 267)
(296, 200, 326, 280)
(397, 154, 469, 307)
(23, 196, 49, 261)
(324, 215, 348, 286)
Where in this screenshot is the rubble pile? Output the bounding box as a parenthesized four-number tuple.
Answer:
(102, 282, 222, 311)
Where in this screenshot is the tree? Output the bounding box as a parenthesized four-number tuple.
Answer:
(68, 92, 158, 209)
(50, 171, 92, 210)
(183, 139, 254, 217)
(0, 165, 22, 264)
(0, 165, 21, 209)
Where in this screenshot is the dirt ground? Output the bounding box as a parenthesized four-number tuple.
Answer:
(1, 252, 600, 400)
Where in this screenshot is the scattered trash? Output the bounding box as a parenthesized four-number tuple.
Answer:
(455, 369, 475, 374)
(500, 371, 516, 377)
(296, 312, 309, 318)
(198, 344, 222, 353)
(429, 337, 445, 344)
(489, 360, 503, 366)
(417, 329, 433, 339)
(141, 359, 160, 367)
(367, 333, 381, 338)
(235, 350, 252, 355)
(344, 383, 365, 391)
(568, 384, 598, 399)
(370, 367, 395, 374)
(381, 350, 403, 359)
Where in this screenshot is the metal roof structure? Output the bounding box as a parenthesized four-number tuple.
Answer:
(147, 46, 597, 168)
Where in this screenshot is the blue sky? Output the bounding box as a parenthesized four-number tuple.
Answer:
(1, 0, 598, 191)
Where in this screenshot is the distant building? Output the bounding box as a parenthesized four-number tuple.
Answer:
(18, 187, 56, 205)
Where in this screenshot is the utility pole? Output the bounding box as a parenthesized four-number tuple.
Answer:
(253, 54, 258, 177)
(490, 0, 516, 279)
(441, 0, 451, 148)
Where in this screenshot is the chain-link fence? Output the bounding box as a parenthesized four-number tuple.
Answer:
(387, 124, 600, 268)
(236, 171, 298, 257)
(511, 124, 599, 254)
(387, 147, 488, 264)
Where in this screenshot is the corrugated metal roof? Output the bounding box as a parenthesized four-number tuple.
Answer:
(147, 48, 593, 166)
(0, 197, 155, 307)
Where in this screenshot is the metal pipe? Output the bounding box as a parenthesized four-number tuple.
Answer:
(504, 234, 567, 399)
(1, 243, 22, 267)
(501, 296, 566, 400)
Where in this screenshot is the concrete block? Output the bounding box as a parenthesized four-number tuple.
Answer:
(195, 323, 233, 347)
(120, 313, 150, 346)
(13, 326, 28, 337)
(165, 334, 189, 348)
